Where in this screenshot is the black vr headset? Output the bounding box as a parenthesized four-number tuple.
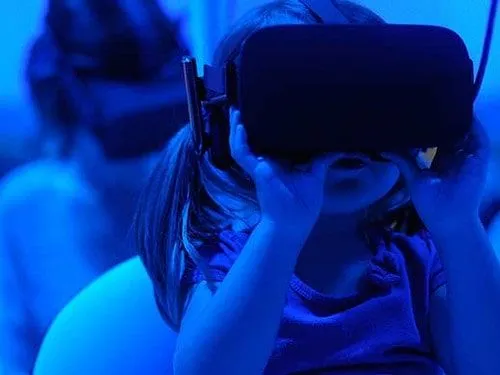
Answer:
(183, 0, 498, 169)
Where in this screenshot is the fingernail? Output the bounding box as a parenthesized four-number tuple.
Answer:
(233, 109, 240, 121)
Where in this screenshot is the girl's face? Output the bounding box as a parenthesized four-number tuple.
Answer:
(321, 153, 400, 214)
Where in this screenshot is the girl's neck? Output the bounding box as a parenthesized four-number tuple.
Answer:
(295, 211, 375, 296)
(297, 211, 373, 270)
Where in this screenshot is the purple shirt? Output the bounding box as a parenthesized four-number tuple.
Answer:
(183, 228, 446, 374)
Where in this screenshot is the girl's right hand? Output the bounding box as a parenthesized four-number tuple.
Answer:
(229, 108, 335, 234)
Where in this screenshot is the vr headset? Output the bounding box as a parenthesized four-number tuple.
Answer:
(183, 0, 498, 168)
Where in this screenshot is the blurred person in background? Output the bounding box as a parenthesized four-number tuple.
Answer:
(0, 0, 188, 373)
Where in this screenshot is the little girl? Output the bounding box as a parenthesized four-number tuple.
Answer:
(134, 1, 500, 374)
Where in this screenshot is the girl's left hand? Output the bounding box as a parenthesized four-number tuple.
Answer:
(382, 119, 490, 235)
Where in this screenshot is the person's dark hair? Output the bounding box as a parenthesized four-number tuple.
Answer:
(25, 0, 185, 158)
(134, 0, 422, 331)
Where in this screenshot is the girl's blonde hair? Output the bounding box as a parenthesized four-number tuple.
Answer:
(133, 0, 420, 330)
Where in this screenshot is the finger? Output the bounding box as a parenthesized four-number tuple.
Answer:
(228, 106, 240, 147)
(228, 107, 251, 164)
(231, 122, 259, 175)
(454, 118, 489, 156)
(432, 118, 490, 175)
(469, 117, 490, 161)
(380, 152, 422, 184)
(253, 160, 276, 185)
